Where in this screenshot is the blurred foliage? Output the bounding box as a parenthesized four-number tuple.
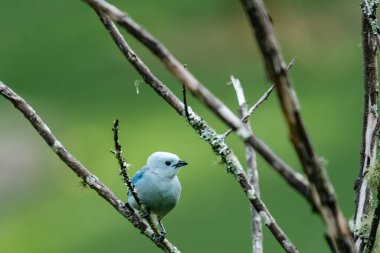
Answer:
(0, 0, 365, 252)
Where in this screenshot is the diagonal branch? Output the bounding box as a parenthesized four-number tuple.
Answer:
(83, 0, 313, 210)
(222, 84, 273, 139)
(91, 11, 299, 253)
(239, 0, 354, 252)
(223, 57, 295, 139)
(231, 76, 263, 253)
(0, 82, 180, 253)
(82, 0, 251, 136)
(244, 85, 274, 122)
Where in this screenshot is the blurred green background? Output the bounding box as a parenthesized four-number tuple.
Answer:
(0, 0, 365, 252)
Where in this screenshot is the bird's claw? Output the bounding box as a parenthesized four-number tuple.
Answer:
(154, 232, 166, 242)
(141, 208, 151, 220)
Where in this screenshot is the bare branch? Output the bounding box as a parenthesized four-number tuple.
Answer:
(354, 1, 380, 252)
(182, 85, 190, 120)
(90, 10, 299, 253)
(230, 57, 295, 136)
(0, 82, 180, 253)
(231, 76, 263, 253)
(241, 57, 295, 124)
(240, 0, 355, 252)
(222, 84, 273, 139)
(223, 57, 295, 139)
(83, 0, 313, 209)
(245, 85, 274, 121)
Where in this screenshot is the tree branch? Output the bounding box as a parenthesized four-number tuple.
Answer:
(354, 1, 380, 252)
(112, 119, 143, 207)
(90, 10, 299, 253)
(239, 0, 354, 252)
(111, 120, 163, 238)
(186, 107, 299, 253)
(223, 57, 295, 139)
(0, 82, 180, 253)
(83, 0, 313, 210)
(231, 76, 263, 253)
(222, 84, 273, 139)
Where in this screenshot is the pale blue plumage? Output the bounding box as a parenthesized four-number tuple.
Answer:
(127, 152, 188, 236)
(127, 166, 148, 197)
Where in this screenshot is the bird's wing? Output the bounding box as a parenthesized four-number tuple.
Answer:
(127, 166, 149, 196)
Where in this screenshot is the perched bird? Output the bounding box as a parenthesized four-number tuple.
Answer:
(128, 151, 188, 236)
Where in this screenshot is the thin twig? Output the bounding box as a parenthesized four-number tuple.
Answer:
(0, 82, 180, 253)
(240, 0, 354, 252)
(222, 58, 295, 139)
(244, 85, 274, 121)
(112, 120, 163, 240)
(183, 85, 190, 120)
(241, 58, 295, 125)
(355, 1, 380, 252)
(89, 10, 299, 253)
(83, 0, 313, 209)
(242, 57, 295, 126)
(182, 66, 190, 121)
(231, 76, 263, 253)
(222, 84, 273, 139)
(112, 119, 143, 208)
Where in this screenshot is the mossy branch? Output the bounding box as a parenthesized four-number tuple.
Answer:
(111, 120, 165, 242)
(355, 1, 380, 252)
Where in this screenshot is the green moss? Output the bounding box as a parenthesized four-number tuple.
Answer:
(368, 163, 380, 196)
(363, 225, 380, 253)
(359, 215, 372, 242)
(363, 163, 380, 252)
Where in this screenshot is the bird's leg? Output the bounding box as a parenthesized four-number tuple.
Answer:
(149, 215, 165, 242)
(153, 220, 166, 242)
(158, 220, 166, 236)
(141, 207, 151, 220)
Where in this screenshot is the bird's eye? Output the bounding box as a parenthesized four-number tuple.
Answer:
(165, 161, 171, 166)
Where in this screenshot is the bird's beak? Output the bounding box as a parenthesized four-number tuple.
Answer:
(175, 160, 188, 168)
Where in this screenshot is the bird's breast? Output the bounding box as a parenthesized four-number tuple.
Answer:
(136, 175, 181, 218)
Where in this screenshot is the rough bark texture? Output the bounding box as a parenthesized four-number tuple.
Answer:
(354, 2, 379, 252)
(239, 0, 354, 252)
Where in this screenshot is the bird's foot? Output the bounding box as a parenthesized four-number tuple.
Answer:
(141, 207, 151, 220)
(154, 232, 166, 242)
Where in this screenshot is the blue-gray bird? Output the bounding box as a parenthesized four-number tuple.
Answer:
(128, 152, 188, 236)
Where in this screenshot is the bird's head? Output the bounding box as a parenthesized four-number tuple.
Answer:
(147, 151, 188, 178)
